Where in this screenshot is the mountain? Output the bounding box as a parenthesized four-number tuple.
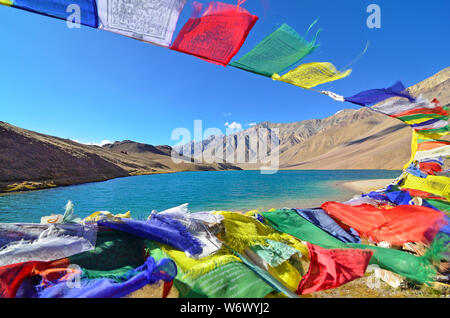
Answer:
(0, 124, 240, 193)
(1, 68, 447, 193)
(278, 108, 412, 169)
(103, 140, 173, 156)
(178, 67, 449, 170)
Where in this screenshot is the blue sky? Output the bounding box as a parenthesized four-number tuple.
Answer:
(0, 0, 449, 146)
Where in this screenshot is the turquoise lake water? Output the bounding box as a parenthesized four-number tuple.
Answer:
(0, 170, 402, 223)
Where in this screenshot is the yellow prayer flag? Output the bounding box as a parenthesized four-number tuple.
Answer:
(268, 261, 302, 292)
(160, 244, 240, 279)
(84, 210, 131, 222)
(272, 62, 351, 89)
(402, 174, 450, 201)
(403, 130, 419, 170)
(0, 0, 12, 6)
(217, 212, 309, 256)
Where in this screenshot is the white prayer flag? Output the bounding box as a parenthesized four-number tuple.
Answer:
(97, 0, 187, 47)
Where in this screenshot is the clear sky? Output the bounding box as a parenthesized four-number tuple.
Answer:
(1, 0, 449, 146)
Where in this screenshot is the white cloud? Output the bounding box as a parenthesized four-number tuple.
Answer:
(222, 112, 233, 117)
(225, 121, 243, 131)
(247, 123, 257, 127)
(72, 139, 113, 147)
(98, 140, 113, 146)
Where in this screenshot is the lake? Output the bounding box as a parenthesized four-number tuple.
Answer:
(0, 170, 402, 223)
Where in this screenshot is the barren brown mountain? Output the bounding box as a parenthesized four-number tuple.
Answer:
(0, 124, 240, 193)
(278, 67, 449, 170)
(181, 68, 448, 170)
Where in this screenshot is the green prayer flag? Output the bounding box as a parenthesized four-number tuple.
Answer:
(69, 229, 147, 271)
(178, 262, 275, 298)
(425, 199, 450, 212)
(229, 23, 319, 77)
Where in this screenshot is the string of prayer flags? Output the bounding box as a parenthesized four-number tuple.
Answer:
(372, 96, 437, 117)
(371, 96, 448, 171)
(374, 98, 449, 135)
(387, 98, 449, 120)
(345, 81, 415, 106)
(229, 22, 320, 77)
(272, 62, 351, 89)
(97, 0, 186, 48)
(1, 0, 354, 92)
(12, 0, 99, 27)
(374, 98, 448, 170)
(170, 1, 259, 66)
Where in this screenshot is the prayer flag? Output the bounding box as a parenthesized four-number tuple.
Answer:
(294, 208, 361, 243)
(230, 22, 319, 77)
(170, 1, 258, 66)
(345, 81, 415, 106)
(0, 0, 12, 6)
(13, 0, 98, 27)
(272, 62, 351, 89)
(97, 0, 187, 47)
(401, 174, 450, 201)
(296, 243, 372, 295)
(321, 202, 447, 246)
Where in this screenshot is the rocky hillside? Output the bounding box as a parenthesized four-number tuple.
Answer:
(0, 124, 240, 193)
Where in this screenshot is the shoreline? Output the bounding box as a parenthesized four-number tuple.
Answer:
(338, 179, 394, 194)
(0, 169, 400, 195)
(243, 178, 395, 212)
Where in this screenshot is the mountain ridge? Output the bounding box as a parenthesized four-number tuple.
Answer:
(177, 67, 449, 170)
(0, 123, 241, 193)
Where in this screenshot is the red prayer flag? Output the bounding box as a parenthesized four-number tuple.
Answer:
(162, 280, 174, 298)
(297, 243, 372, 295)
(402, 188, 446, 200)
(321, 202, 447, 246)
(170, 1, 258, 66)
(419, 162, 443, 175)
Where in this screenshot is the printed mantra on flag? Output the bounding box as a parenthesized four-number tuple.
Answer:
(106, 0, 181, 39)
